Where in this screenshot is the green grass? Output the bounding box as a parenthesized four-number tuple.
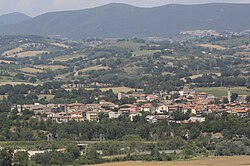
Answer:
(86, 86, 135, 94)
(0, 141, 78, 150)
(38, 95, 55, 101)
(0, 95, 54, 101)
(0, 95, 8, 100)
(195, 87, 250, 97)
(98, 41, 144, 51)
(53, 54, 86, 62)
(80, 65, 110, 72)
(132, 50, 161, 56)
(0, 76, 14, 82)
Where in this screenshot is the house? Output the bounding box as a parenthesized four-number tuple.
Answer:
(145, 115, 157, 124)
(188, 117, 205, 123)
(118, 93, 129, 100)
(146, 95, 159, 101)
(197, 92, 208, 99)
(118, 108, 130, 116)
(129, 112, 142, 121)
(12, 103, 65, 114)
(99, 100, 118, 109)
(120, 104, 139, 113)
(66, 103, 85, 112)
(141, 103, 156, 113)
(49, 111, 84, 123)
(231, 108, 250, 118)
(154, 115, 170, 122)
(179, 84, 195, 96)
(84, 111, 98, 121)
(167, 104, 180, 113)
(156, 105, 168, 114)
(108, 111, 121, 119)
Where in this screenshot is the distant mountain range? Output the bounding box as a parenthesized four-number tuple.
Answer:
(0, 12, 31, 27)
(1, 3, 250, 38)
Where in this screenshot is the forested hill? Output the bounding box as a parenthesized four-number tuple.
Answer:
(1, 3, 250, 38)
(0, 12, 31, 27)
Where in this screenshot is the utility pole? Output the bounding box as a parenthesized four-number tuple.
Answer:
(153, 133, 159, 150)
(228, 87, 231, 104)
(100, 134, 105, 142)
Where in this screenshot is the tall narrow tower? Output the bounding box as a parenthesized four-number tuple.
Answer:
(228, 88, 231, 104)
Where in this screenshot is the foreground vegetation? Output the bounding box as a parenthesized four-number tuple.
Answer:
(88, 156, 250, 166)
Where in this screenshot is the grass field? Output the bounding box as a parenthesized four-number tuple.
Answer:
(6, 51, 48, 58)
(35, 65, 65, 71)
(50, 42, 70, 48)
(98, 41, 144, 51)
(88, 156, 250, 166)
(53, 54, 86, 61)
(132, 50, 161, 56)
(0, 76, 15, 82)
(0, 95, 7, 100)
(195, 87, 250, 97)
(38, 95, 55, 101)
(182, 73, 221, 80)
(197, 44, 226, 50)
(0, 60, 14, 64)
(20, 67, 43, 74)
(86, 86, 134, 94)
(0, 82, 37, 86)
(81, 65, 110, 72)
(0, 95, 54, 101)
(2, 47, 23, 56)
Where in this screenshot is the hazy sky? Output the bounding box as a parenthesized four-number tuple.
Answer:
(1, 0, 250, 16)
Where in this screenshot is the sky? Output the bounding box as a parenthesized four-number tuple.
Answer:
(1, 0, 250, 17)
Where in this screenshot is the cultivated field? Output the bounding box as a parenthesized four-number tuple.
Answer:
(50, 42, 70, 48)
(0, 82, 36, 86)
(6, 51, 48, 58)
(0, 60, 13, 64)
(132, 50, 161, 56)
(20, 67, 43, 74)
(89, 156, 250, 166)
(2, 47, 23, 56)
(98, 41, 144, 51)
(38, 95, 55, 101)
(195, 87, 250, 97)
(81, 65, 110, 72)
(86, 86, 134, 94)
(197, 44, 226, 50)
(35, 65, 65, 71)
(53, 54, 86, 61)
(182, 73, 221, 80)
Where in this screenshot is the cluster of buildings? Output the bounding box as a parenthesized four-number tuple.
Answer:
(11, 85, 250, 124)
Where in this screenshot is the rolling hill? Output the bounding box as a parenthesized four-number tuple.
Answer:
(1, 3, 250, 38)
(0, 12, 31, 27)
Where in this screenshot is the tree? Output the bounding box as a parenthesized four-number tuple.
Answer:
(222, 97, 229, 104)
(67, 144, 80, 159)
(29, 77, 37, 83)
(246, 96, 250, 103)
(231, 93, 238, 102)
(215, 139, 249, 156)
(189, 126, 201, 140)
(0, 149, 12, 166)
(172, 111, 190, 121)
(150, 147, 162, 161)
(80, 147, 103, 165)
(0, 101, 10, 113)
(13, 151, 29, 166)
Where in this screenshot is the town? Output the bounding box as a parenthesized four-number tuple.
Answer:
(12, 84, 250, 124)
